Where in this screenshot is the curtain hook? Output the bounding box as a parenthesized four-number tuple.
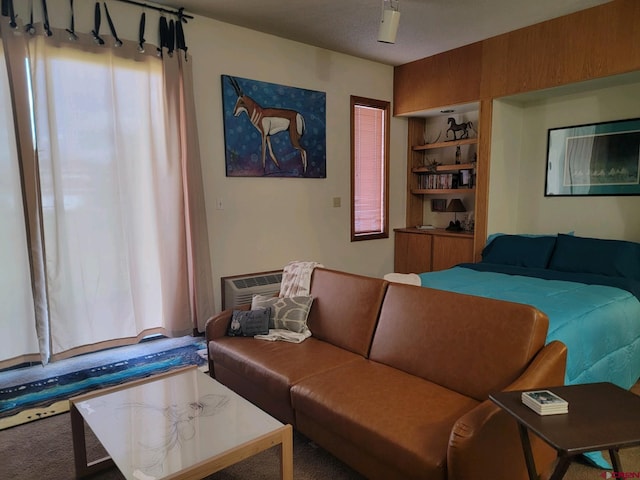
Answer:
(104, 2, 123, 47)
(66, 0, 78, 41)
(7, 0, 18, 29)
(41, 0, 53, 36)
(91, 2, 105, 45)
(138, 11, 146, 53)
(25, 0, 36, 34)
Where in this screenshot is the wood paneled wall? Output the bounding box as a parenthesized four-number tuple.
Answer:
(393, 42, 482, 115)
(480, 0, 640, 99)
(394, 0, 640, 260)
(394, 0, 640, 115)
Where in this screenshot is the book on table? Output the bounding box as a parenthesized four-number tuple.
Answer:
(521, 390, 568, 415)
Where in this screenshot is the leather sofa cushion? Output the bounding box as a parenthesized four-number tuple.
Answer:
(307, 268, 388, 357)
(369, 283, 549, 401)
(209, 336, 364, 405)
(291, 360, 479, 480)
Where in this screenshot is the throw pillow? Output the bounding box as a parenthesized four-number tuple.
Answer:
(481, 234, 557, 268)
(548, 234, 640, 280)
(251, 295, 314, 333)
(227, 308, 270, 337)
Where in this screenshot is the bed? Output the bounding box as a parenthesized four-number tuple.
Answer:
(418, 233, 640, 391)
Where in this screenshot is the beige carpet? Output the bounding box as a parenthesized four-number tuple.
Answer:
(1, 407, 638, 480)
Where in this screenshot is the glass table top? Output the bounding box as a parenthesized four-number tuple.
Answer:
(73, 367, 284, 480)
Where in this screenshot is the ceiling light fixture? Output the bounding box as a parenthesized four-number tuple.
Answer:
(378, 0, 400, 44)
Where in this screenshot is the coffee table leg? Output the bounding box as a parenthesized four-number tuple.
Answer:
(281, 424, 293, 480)
(70, 402, 89, 477)
(70, 401, 114, 478)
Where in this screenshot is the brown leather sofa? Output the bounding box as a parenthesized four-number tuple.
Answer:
(206, 267, 567, 480)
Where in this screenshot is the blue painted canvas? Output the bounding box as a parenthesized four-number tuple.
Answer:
(221, 75, 326, 178)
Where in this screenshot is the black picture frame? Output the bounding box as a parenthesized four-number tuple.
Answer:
(545, 117, 640, 196)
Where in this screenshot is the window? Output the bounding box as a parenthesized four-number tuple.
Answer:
(351, 96, 389, 241)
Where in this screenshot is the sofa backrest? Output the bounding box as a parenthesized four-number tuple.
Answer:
(307, 268, 388, 357)
(369, 283, 549, 401)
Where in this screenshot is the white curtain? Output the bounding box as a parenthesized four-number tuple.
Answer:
(0, 20, 214, 367)
(0, 24, 39, 365)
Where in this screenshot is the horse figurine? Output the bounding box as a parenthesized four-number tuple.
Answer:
(446, 117, 473, 140)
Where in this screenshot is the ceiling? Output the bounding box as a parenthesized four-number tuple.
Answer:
(150, 0, 612, 66)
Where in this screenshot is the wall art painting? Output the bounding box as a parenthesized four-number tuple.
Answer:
(221, 75, 326, 178)
(545, 117, 640, 196)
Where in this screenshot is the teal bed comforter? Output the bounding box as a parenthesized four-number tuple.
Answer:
(419, 265, 640, 390)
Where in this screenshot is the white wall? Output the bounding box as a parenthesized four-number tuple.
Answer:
(189, 19, 406, 313)
(489, 76, 640, 243)
(39, 1, 407, 313)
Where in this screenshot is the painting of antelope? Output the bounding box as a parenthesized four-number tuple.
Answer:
(221, 75, 326, 178)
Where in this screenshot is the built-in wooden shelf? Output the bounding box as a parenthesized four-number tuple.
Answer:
(412, 162, 475, 174)
(411, 188, 475, 195)
(412, 138, 477, 151)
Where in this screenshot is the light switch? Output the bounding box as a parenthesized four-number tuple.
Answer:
(332, 197, 341, 208)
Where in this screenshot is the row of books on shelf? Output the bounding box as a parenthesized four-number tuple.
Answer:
(521, 390, 568, 415)
(417, 173, 472, 190)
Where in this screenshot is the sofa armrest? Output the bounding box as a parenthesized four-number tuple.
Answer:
(204, 304, 250, 375)
(447, 340, 567, 480)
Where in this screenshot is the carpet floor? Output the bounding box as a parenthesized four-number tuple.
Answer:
(0, 409, 638, 480)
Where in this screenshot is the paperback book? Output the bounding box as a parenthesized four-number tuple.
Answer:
(521, 389, 568, 415)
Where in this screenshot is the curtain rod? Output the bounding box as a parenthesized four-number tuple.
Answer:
(114, 0, 194, 20)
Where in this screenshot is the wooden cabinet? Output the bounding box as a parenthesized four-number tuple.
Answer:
(394, 228, 473, 274)
(394, 230, 432, 274)
(431, 234, 474, 271)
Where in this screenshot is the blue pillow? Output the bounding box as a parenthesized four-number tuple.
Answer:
(548, 234, 640, 280)
(485, 231, 574, 246)
(481, 234, 557, 268)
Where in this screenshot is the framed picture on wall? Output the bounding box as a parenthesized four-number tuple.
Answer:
(221, 75, 327, 178)
(545, 117, 640, 196)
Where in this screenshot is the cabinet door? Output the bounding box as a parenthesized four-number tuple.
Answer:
(394, 232, 432, 274)
(431, 235, 473, 272)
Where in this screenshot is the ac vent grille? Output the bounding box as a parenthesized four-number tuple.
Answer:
(222, 271, 283, 310)
(232, 273, 282, 289)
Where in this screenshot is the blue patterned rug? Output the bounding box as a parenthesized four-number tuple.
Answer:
(0, 340, 207, 427)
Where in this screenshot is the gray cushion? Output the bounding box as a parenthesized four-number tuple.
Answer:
(251, 295, 314, 333)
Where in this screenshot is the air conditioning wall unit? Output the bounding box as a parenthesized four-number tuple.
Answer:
(221, 270, 283, 310)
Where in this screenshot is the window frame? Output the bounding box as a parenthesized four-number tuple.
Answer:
(350, 95, 390, 242)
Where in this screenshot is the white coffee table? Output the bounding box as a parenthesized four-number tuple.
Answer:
(70, 366, 293, 480)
